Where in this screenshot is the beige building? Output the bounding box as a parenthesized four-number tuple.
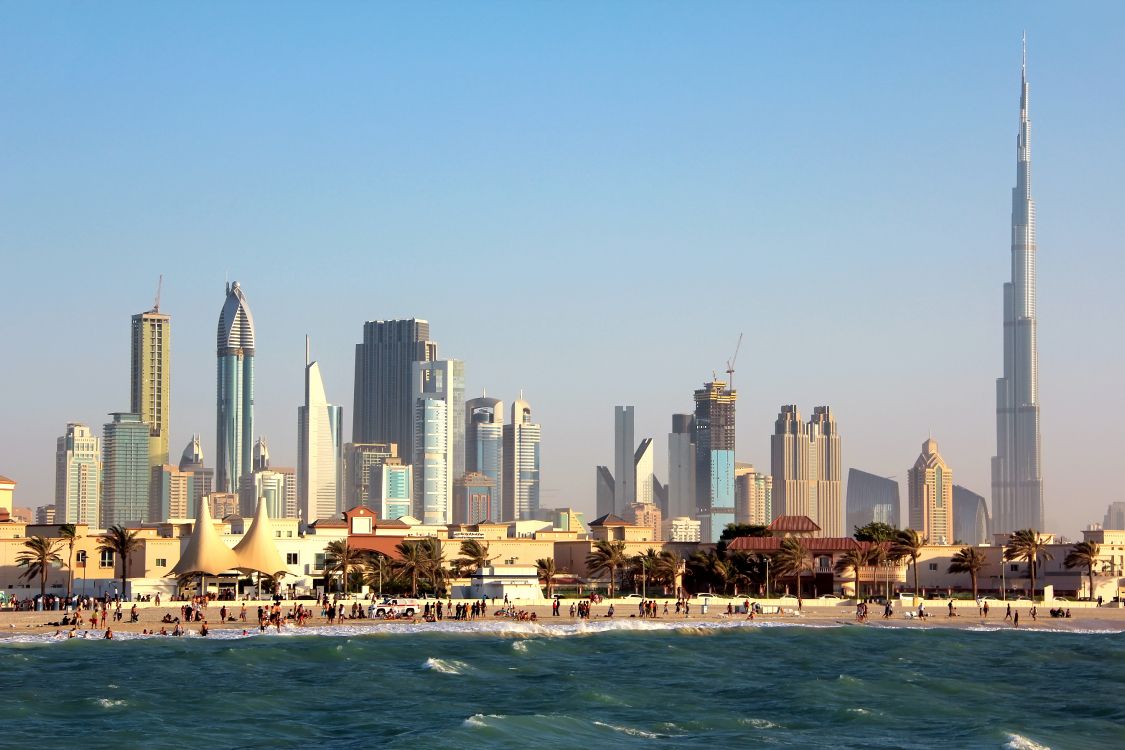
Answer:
(131, 307, 171, 471)
(663, 516, 701, 543)
(770, 406, 843, 536)
(908, 439, 954, 545)
(627, 502, 662, 542)
(0, 475, 14, 517)
(735, 463, 773, 526)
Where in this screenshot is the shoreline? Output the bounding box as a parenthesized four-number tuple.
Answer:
(3, 598, 1121, 641)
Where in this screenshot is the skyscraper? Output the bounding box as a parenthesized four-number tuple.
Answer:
(595, 466, 615, 519)
(634, 438, 654, 506)
(614, 406, 636, 512)
(667, 414, 695, 520)
(845, 469, 900, 532)
(503, 398, 540, 521)
(177, 435, 213, 517)
(298, 340, 343, 523)
(992, 41, 1045, 535)
(411, 360, 461, 524)
(353, 319, 437, 451)
(1104, 502, 1125, 531)
(953, 485, 991, 545)
(693, 380, 736, 543)
(735, 463, 773, 526)
(131, 304, 170, 471)
(102, 412, 151, 526)
(770, 405, 843, 535)
(343, 442, 398, 508)
(55, 423, 101, 526)
(466, 397, 504, 514)
(908, 438, 954, 545)
(215, 281, 255, 494)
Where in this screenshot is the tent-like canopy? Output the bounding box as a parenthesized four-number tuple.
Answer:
(232, 497, 288, 579)
(170, 497, 239, 577)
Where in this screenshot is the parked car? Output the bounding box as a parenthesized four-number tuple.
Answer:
(818, 594, 843, 601)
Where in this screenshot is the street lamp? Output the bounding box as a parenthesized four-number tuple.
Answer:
(765, 557, 770, 600)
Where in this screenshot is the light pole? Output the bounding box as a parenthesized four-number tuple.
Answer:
(765, 557, 770, 600)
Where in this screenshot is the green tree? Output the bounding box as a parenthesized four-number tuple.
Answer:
(419, 538, 447, 594)
(16, 536, 64, 601)
(833, 546, 872, 598)
(392, 541, 430, 596)
(654, 551, 685, 596)
(947, 546, 986, 600)
(585, 540, 628, 598)
(535, 557, 557, 598)
(854, 522, 898, 543)
(362, 552, 400, 597)
(1064, 540, 1101, 600)
(1004, 529, 1054, 602)
(772, 538, 812, 597)
(455, 539, 496, 575)
(716, 523, 771, 554)
(324, 539, 362, 594)
(58, 523, 82, 601)
(891, 529, 926, 604)
(97, 525, 141, 599)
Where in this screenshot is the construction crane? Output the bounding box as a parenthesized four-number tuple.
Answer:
(153, 274, 163, 313)
(725, 333, 743, 391)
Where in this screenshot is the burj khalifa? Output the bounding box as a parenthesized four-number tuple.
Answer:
(992, 38, 1044, 535)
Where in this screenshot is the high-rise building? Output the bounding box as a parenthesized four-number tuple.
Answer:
(992, 41, 1045, 535)
(809, 407, 843, 537)
(466, 397, 503, 514)
(454, 472, 496, 524)
(663, 516, 702, 543)
(55, 423, 101, 527)
(628, 501, 662, 542)
(667, 414, 695, 520)
(178, 435, 213, 517)
(131, 305, 170, 472)
(215, 281, 255, 494)
(249, 469, 293, 521)
(273, 466, 298, 520)
(634, 438, 655, 507)
(377, 462, 413, 520)
(1104, 502, 1125, 530)
(735, 464, 773, 526)
(353, 319, 437, 452)
(503, 398, 541, 521)
(0, 476, 13, 518)
(297, 341, 343, 523)
(595, 466, 615, 519)
(953, 485, 990, 545)
(35, 505, 57, 524)
(693, 381, 736, 543)
(411, 360, 461, 524)
(102, 412, 151, 526)
(343, 442, 398, 508)
(653, 478, 669, 518)
(614, 406, 636, 513)
(845, 469, 900, 533)
(252, 436, 270, 473)
(152, 464, 196, 520)
(770, 405, 843, 536)
(908, 439, 954, 545)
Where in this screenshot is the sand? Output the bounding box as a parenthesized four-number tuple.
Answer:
(3, 597, 1121, 638)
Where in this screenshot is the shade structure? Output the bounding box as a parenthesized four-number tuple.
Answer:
(170, 497, 239, 577)
(232, 496, 288, 578)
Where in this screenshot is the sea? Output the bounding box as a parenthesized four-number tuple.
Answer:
(2, 619, 1122, 750)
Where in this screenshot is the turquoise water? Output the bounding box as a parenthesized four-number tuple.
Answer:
(2, 620, 1122, 749)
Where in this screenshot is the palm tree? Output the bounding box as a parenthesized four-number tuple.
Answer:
(654, 551, 685, 597)
(833, 546, 872, 598)
(891, 529, 926, 605)
(535, 557, 557, 598)
(362, 552, 395, 597)
(772, 538, 812, 597)
(419, 538, 447, 594)
(1064, 540, 1101, 600)
(1004, 529, 1054, 602)
(456, 539, 496, 575)
(324, 539, 362, 594)
(948, 546, 986, 600)
(393, 541, 430, 596)
(98, 525, 141, 599)
(58, 523, 81, 601)
(16, 536, 64, 601)
(585, 540, 628, 598)
(630, 548, 663, 595)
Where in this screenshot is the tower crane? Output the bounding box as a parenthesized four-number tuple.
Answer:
(725, 333, 743, 391)
(153, 274, 163, 312)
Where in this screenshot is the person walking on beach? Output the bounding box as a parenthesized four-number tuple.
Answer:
(977, 598, 983, 616)
(983, 600, 990, 618)
(1004, 604, 1012, 621)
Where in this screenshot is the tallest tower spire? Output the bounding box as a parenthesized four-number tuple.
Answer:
(992, 38, 1044, 535)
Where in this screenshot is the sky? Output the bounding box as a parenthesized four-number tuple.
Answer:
(1, 2, 1122, 538)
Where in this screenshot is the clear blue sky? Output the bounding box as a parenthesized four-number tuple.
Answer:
(2, 2, 1122, 537)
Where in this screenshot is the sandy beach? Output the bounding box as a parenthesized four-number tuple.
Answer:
(3, 597, 1121, 638)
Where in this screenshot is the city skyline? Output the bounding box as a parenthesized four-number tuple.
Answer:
(2, 6, 1123, 537)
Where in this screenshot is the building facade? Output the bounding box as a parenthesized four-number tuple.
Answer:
(614, 406, 636, 513)
(102, 412, 151, 526)
(177, 435, 213, 518)
(845, 468, 900, 534)
(735, 463, 773, 526)
(667, 413, 695, 520)
(953, 485, 990, 545)
(693, 381, 736, 543)
(992, 45, 1045, 535)
(215, 281, 255, 494)
(297, 349, 343, 523)
(770, 405, 843, 537)
(1105, 502, 1125, 531)
(55, 423, 101, 526)
(908, 439, 954, 545)
(411, 360, 462, 525)
(503, 399, 541, 521)
(455, 472, 496, 524)
(465, 397, 504, 515)
(131, 307, 170, 472)
(353, 319, 437, 452)
(378, 462, 413, 520)
(343, 442, 398, 508)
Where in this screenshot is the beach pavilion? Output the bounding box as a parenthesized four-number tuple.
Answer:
(170, 497, 288, 599)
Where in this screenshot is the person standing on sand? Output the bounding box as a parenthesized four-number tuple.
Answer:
(983, 600, 990, 618)
(1005, 604, 1012, 621)
(1013, 611, 1019, 628)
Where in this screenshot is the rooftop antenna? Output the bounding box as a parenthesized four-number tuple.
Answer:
(305, 335, 310, 367)
(725, 332, 743, 391)
(153, 274, 163, 312)
(1022, 30, 1027, 73)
